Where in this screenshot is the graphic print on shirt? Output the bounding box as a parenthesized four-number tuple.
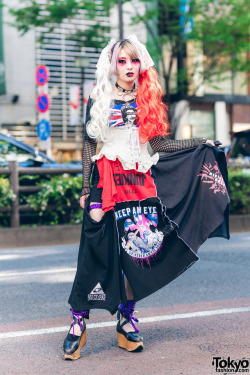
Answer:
(121, 104, 137, 126)
(115, 201, 165, 267)
(112, 161, 157, 201)
(109, 102, 137, 128)
(198, 161, 227, 195)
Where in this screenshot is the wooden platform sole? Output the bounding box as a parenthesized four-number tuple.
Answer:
(64, 330, 87, 360)
(117, 332, 143, 352)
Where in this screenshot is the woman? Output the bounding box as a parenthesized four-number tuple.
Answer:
(63, 35, 229, 360)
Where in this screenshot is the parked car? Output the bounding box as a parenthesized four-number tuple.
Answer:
(0, 132, 81, 168)
(0, 132, 82, 227)
(228, 129, 250, 166)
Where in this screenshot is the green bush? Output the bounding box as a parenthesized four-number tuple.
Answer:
(0, 173, 84, 227)
(228, 168, 250, 215)
(0, 176, 15, 227)
(0, 176, 15, 207)
(26, 174, 83, 225)
(1, 168, 249, 227)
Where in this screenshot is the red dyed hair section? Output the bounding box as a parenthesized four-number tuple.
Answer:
(136, 67, 170, 142)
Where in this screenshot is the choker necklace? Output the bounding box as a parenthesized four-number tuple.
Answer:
(115, 82, 136, 93)
(115, 82, 137, 104)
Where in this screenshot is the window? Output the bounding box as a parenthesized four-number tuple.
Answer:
(189, 110, 215, 139)
(0, 141, 35, 162)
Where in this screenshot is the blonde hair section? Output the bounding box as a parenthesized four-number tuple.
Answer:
(86, 40, 141, 142)
(86, 44, 113, 142)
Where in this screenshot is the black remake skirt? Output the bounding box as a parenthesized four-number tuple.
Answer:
(68, 144, 230, 314)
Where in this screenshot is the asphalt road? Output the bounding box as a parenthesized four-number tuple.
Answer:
(0, 233, 249, 375)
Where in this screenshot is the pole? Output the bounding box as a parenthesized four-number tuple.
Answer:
(9, 161, 19, 227)
(118, 0, 123, 40)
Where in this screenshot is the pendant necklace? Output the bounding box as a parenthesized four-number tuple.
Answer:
(115, 82, 137, 105)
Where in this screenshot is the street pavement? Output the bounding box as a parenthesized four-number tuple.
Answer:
(0, 233, 249, 375)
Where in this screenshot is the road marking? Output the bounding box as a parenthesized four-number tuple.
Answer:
(1, 306, 250, 339)
(0, 255, 22, 261)
(0, 268, 76, 278)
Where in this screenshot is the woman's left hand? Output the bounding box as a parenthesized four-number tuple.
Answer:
(205, 139, 215, 147)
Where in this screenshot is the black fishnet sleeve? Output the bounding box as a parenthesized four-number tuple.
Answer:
(80, 139, 97, 197)
(149, 136, 206, 153)
(80, 96, 97, 197)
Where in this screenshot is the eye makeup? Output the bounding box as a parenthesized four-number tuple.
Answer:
(118, 59, 126, 65)
(117, 57, 140, 65)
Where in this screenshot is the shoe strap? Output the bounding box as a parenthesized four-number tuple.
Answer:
(117, 301, 139, 333)
(120, 316, 130, 329)
(70, 308, 88, 337)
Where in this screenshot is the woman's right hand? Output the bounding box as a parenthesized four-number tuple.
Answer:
(80, 194, 89, 209)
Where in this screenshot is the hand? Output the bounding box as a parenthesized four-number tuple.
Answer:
(205, 139, 215, 147)
(80, 194, 89, 209)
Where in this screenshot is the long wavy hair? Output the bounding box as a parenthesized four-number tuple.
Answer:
(86, 43, 113, 141)
(137, 67, 169, 142)
(86, 39, 169, 142)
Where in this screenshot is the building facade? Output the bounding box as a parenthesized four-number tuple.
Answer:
(0, 0, 249, 160)
(0, 0, 109, 161)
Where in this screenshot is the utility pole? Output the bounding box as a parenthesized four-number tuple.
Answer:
(118, 0, 123, 40)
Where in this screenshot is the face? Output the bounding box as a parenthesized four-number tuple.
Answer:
(127, 111, 136, 122)
(116, 48, 140, 85)
(121, 105, 136, 125)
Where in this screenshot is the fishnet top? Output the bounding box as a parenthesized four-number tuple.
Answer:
(149, 136, 206, 153)
(80, 136, 205, 196)
(81, 139, 97, 196)
(80, 98, 206, 197)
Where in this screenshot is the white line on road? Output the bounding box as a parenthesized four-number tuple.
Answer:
(0, 268, 76, 278)
(1, 306, 250, 339)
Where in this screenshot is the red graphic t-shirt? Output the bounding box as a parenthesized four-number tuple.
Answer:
(97, 157, 157, 212)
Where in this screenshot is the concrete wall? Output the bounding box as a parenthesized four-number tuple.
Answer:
(0, 0, 36, 125)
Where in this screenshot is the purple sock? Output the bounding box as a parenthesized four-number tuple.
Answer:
(118, 300, 139, 333)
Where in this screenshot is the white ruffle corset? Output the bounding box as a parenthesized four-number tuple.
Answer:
(92, 125, 159, 173)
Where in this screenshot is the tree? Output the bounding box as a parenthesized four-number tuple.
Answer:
(131, 0, 249, 99)
(9, 0, 250, 100)
(8, 0, 115, 48)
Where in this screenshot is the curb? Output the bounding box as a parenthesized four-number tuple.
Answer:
(229, 215, 250, 235)
(0, 215, 249, 249)
(0, 224, 82, 249)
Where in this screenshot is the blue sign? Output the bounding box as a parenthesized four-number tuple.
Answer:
(180, 0, 193, 37)
(36, 93, 50, 113)
(37, 119, 51, 141)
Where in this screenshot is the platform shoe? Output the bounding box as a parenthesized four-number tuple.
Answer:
(63, 309, 89, 360)
(116, 300, 143, 352)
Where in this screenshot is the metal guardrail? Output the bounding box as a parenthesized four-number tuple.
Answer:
(0, 160, 82, 227)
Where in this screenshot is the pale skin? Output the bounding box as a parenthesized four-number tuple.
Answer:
(74, 47, 216, 335)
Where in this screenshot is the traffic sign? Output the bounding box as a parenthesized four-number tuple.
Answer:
(37, 119, 51, 141)
(36, 65, 49, 86)
(36, 93, 50, 113)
